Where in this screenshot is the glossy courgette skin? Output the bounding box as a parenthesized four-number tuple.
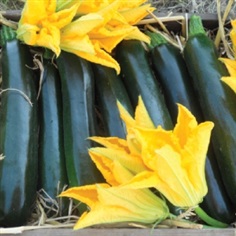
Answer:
(92, 64, 134, 139)
(115, 39, 173, 129)
(147, 33, 202, 122)
(56, 51, 103, 188)
(0, 26, 39, 226)
(184, 15, 236, 211)
(148, 31, 236, 223)
(38, 60, 69, 215)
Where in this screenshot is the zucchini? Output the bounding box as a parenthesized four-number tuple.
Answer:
(38, 59, 69, 216)
(92, 64, 134, 139)
(183, 15, 236, 210)
(148, 31, 235, 223)
(146, 31, 203, 122)
(0, 26, 38, 226)
(56, 51, 103, 188)
(115, 39, 173, 129)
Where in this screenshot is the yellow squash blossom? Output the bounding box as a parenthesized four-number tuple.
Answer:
(121, 103, 214, 208)
(220, 57, 236, 93)
(219, 19, 236, 93)
(59, 0, 154, 73)
(60, 184, 169, 229)
(89, 97, 213, 208)
(17, 0, 154, 73)
(16, 0, 78, 56)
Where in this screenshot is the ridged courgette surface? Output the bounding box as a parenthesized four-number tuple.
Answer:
(56, 51, 103, 188)
(183, 15, 236, 209)
(92, 64, 134, 139)
(115, 39, 173, 129)
(38, 60, 69, 216)
(0, 26, 39, 226)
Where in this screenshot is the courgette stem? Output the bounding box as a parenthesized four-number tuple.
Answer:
(194, 206, 229, 228)
(188, 15, 206, 38)
(145, 31, 167, 49)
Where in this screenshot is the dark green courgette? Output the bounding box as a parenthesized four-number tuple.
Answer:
(115, 39, 173, 129)
(38, 59, 69, 216)
(56, 51, 103, 188)
(146, 31, 203, 122)
(147, 31, 235, 224)
(92, 64, 134, 139)
(0, 26, 38, 226)
(183, 15, 236, 210)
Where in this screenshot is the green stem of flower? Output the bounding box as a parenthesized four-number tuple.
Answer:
(194, 206, 229, 228)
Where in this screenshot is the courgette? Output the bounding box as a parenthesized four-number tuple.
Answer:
(38, 59, 69, 216)
(146, 31, 203, 122)
(92, 64, 134, 139)
(0, 26, 39, 226)
(115, 39, 173, 129)
(56, 51, 103, 188)
(147, 31, 235, 223)
(183, 15, 236, 210)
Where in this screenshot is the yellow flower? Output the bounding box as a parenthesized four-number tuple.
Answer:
(220, 58, 236, 93)
(59, 0, 154, 73)
(117, 96, 155, 155)
(121, 103, 214, 208)
(219, 20, 236, 93)
(221, 76, 236, 93)
(88, 137, 147, 186)
(59, 1, 125, 73)
(16, 0, 78, 56)
(59, 184, 169, 229)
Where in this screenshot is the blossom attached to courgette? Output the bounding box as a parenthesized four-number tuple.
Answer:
(122, 103, 213, 208)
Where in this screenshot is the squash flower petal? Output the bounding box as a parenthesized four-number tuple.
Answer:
(120, 4, 155, 25)
(60, 14, 104, 55)
(88, 149, 135, 185)
(221, 76, 236, 93)
(16, 0, 78, 56)
(76, 0, 113, 15)
(89, 136, 129, 151)
(118, 0, 147, 9)
(66, 41, 120, 74)
(89, 25, 135, 53)
(219, 58, 236, 93)
(60, 184, 169, 229)
(89, 147, 147, 177)
(219, 58, 236, 76)
(61, 13, 104, 37)
(117, 96, 155, 155)
(124, 27, 151, 44)
(60, 34, 95, 55)
(121, 103, 214, 208)
(118, 96, 155, 130)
